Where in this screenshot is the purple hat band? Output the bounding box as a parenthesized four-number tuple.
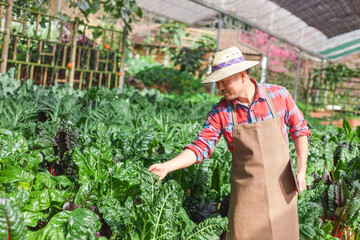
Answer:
(212, 56, 245, 72)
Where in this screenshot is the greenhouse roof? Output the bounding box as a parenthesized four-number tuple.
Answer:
(136, 0, 360, 61)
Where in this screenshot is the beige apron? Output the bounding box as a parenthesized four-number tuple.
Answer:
(226, 84, 299, 240)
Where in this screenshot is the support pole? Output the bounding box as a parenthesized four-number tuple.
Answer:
(315, 59, 323, 104)
(68, 20, 78, 88)
(260, 34, 271, 83)
(330, 84, 337, 125)
(304, 70, 311, 114)
(0, 0, 13, 73)
(324, 62, 330, 105)
(294, 51, 302, 102)
(120, 27, 127, 92)
(57, 0, 62, 13)
(210, 13, 222, 95)
(146, 14, 152, 57)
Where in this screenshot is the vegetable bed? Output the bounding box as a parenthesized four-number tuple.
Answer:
(0, 69, 359, 239)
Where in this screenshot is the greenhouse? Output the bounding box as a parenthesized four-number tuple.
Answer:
(0, 0, 359, 239)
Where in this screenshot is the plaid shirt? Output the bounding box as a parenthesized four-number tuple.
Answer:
(185, 78, 311, 164)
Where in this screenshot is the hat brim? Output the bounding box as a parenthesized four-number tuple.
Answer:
(201, 60, 260, 83)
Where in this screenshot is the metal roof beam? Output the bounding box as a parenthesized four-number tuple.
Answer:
(188, 0, 332, 61)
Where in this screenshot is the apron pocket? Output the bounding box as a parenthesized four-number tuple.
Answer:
(278, 160, 298, 204)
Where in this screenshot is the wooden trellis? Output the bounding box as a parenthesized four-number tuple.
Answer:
(0, 0, 125, 89)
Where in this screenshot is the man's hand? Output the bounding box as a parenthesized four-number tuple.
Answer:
(148, 163, 169, 180)
(296, 171, 306, 193)
(147, 149, 197, 181)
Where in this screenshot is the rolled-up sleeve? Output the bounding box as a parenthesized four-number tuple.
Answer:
(283, 88, 311, 139)
(184, 107, 222, 164)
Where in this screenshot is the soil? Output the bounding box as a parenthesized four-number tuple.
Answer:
(308, 111, 332, 118)
(309, 111, 360, 128)
(320, 119, 360, 128)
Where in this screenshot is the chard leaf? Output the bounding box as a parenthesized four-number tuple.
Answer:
(54, 175, 74, 188)
(142, 180, 184, 239)
(90, 123, 112, 153)
(0, 166, 35, 183)
(0, 198, 26, 240)
(47, 211, 70, 229)
(107, 161, 141, 201)
(6, 188, 30, 209)
(50, 189, 69, 203)
(66, 208, 101, 239)
(75, 180, 98, 207)
(21, 151, 43, 172)
(72, 146, 108, 184)
(131, 131, 154, 156)
(0, 129, 28, 159)
(23, 189, 51, 212)
(180, 216, 228, 240)
(27, 226, 65, 240)
(98, 196, 135, 237)
(23, 210, 45, 227)
(33, 172, 57, 190)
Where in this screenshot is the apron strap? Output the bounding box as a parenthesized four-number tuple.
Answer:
(260, 84, 289, 149)
(230, 101, 239, 132)
(259, 84, 279, 119)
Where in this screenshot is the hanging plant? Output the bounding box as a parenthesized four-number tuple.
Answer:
(323, 64, 353, 88)
(68, 0, 142, 37)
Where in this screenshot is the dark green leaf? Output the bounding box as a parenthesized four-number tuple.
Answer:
(180, 216, 228, 239)
(66, 208, 101, 239)
(27, 226, 65, 240)
(23, 189, 51, 212)
(0, 166, 35, 183)
(33, 172, 57, 190)
(23, 210, 45, 227)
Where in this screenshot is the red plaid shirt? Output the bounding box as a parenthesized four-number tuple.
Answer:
(185, 78, 311, 164)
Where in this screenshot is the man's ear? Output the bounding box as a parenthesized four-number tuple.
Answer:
(239, 71, 246, 83)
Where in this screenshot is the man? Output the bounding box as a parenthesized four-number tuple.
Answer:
(148, 46, 310, 239)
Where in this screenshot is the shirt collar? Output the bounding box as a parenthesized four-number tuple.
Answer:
(232, 77, 267, 106)
(252, 78, 267, 101)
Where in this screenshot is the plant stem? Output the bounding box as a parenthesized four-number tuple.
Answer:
(347, 228, 358, 240)
(334, 208, 346, 237)
(3, 209, 10, 240)
(81, 182, 95, 208)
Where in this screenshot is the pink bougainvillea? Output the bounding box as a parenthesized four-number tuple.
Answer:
(241, 30, 298, 73)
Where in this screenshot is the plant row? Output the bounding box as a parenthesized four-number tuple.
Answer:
(0, 69, 359, 239)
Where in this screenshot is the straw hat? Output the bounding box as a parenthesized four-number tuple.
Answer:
(202, 46, 259, 83)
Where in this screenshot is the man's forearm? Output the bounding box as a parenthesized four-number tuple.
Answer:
(163, 149, 197, 172)
(294, 135, 308, 174)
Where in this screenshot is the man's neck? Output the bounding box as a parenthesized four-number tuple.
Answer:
(236, 78, 257, 106)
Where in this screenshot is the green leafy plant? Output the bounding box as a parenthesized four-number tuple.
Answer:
(171, 34, 216, 80)
(312, 64, 353, 89)
(135, 66, 202, 93)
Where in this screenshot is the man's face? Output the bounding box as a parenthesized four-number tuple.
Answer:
(216, 72, 244, 100)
